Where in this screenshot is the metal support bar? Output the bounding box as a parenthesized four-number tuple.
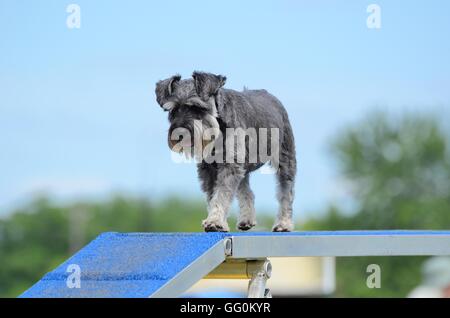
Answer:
(204, 258, 272, 298)
(204, 259, 271, 279)
(229, 232, 450, 258)
(247, 259, 272, 298)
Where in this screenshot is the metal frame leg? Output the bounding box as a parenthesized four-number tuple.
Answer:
(247, 259, 272, 298)
(204, 258, 273, 298)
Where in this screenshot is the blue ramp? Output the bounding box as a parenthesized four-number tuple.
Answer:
(20, 232, 228, 298)
(20, 230, 450, 298)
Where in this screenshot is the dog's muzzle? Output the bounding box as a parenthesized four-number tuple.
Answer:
(168, 125, 193, 152)
(168, 115, 221, 155)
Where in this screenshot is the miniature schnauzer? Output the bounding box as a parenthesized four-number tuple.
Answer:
(155, 72, 296, 232)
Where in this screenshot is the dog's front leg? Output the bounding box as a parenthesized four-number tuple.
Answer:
(197, 162, 217, 204)
(202, 164, 245, 232)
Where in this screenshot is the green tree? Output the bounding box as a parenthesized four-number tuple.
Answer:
(0, 195, 274, 297)
(0, 196, 207, 297)
(305, 112, 450, 297)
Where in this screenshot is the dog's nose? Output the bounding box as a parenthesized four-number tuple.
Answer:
(168, 131, 191, 151)
(168, 134, 182, 149)
(168, 137, 177, 150)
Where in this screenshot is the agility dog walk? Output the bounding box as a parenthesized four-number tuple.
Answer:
(21, 230, 450, 298)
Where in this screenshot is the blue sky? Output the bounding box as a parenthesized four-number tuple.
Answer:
(1, 1, 449, 219)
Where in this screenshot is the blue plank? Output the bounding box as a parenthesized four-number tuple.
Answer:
(20, 232, 227, 298)
(20, 230, 450, 298)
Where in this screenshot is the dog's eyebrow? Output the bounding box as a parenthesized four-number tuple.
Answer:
(162, 101, 176, 111)
(187, 90, 197, 98)
(185, 96, 210, 110)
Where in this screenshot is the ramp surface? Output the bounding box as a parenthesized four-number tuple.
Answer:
(20, 232, 228, 298)
(20, 230, 450, 298)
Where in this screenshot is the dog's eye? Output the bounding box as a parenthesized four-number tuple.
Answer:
(186, 103, 208, 112)
(189, 106, 208, 116)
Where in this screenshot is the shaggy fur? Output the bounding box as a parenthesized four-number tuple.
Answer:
(155, 72, 296, 232)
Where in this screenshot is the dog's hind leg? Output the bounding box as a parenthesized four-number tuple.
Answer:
(273, 175, 295, 232)
(202, 164, 245, 232)
(273, 129, 296, 232)
(236, 174, 256, 231)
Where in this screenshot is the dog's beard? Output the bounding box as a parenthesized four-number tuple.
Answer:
(193, 115, 222, 161)
(170, 115, 222, 162)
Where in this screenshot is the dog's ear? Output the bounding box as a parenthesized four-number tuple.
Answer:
(155, 74, 181, 107)
(192, 72, 226, 101)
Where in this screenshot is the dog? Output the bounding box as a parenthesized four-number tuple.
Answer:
(155, 72, 296, 232)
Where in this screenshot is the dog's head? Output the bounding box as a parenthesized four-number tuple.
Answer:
(155, 72, 226, 155)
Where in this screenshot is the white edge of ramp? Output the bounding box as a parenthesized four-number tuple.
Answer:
(149, 240, 227, 298)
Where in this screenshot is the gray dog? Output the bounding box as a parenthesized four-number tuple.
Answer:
(155, 72, 296, 232)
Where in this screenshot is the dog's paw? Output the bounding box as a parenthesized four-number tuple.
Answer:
(272, 220, 294, 232)
(202, 219, 230, 232)
(237, 220, 256, 231)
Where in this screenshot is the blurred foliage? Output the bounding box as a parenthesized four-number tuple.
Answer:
(0, 195, 273, 297)
(1, 111, 449, 297)
(304, 112, 450, 297)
